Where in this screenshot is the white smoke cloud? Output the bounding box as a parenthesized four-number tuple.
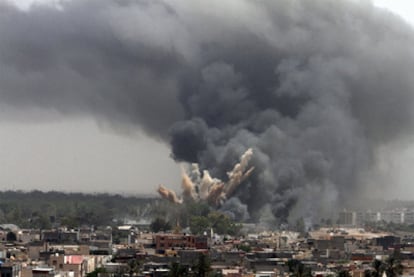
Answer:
(158, 148, 254, 208)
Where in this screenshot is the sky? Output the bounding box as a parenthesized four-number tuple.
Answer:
(374, 0, 414, 26)
(0, 0, 183, 194)
(0, 0, 414, 199)
(0, 118, 180, 194)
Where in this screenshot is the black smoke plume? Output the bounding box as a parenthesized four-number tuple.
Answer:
(1, 0, 414, 224)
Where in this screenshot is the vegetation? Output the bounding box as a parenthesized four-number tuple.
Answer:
(192, 253, 212, 277)
(150, 217, 172, 232)
(169, 255, 218, 277)
(286, 259, 312, 277)
(0, 190, 242, 237)
(190, 211, 242, 235)
(0, 190, 158, 228)
(169, 262, 189, 277)
(338, 270, 351, 277)
(364, 252, 403, 277)
(294, 217, 306, 235)
(237, 243, 251, 253)
(126, 259, 141, 276)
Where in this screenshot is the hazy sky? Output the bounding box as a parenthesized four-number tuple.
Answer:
(1, 0, 414, 198)
(0, 118, 180, 194)
(374, 0, 414, 26)
(0, 0, 183, 194)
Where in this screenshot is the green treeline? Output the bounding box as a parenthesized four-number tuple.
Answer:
(0, 190, 158, 228)
(0, 190, 243, 236)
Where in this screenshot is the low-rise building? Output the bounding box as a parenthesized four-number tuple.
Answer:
(155, 234, 201, 252)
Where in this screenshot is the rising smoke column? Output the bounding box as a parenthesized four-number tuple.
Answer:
(1, 0, 414, 223)
(168, 1, 414, 223)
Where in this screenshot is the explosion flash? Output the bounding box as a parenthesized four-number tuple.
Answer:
(157, 148, 254, 207)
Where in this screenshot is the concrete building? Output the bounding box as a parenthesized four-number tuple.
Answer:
(339, 211, 356, 226)
(380, 211, 404, 224)
(365, 211, 380, 223)
(0, 263, 21, 277)
(404, 210, 414, 224)
(155, 234, 195, 252)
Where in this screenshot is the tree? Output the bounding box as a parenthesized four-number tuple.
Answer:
(384, 255, 403, 277)
(237, 243, 251, 253)
(169, 262, 189, 277)
(286, 259, 312, 277)
(150, 218, 172, 233)
(374, 259, 383, 273)
(294, 217, 305, 235)
(127, 259, 141, 277)
(213, 212, 241, 235)
(364, 269, 373, 277)
(189, 216, 210, 235)
(208, 212, 234, 235)
(338, 270, 351, 277)
(187, 202, 210, 217)
(192, 253, 211, 277)
(36, 214, 52, 229)
(368, 254, 403, 277)
(190, 211, 241, 235)
(367, 259, 384, 277)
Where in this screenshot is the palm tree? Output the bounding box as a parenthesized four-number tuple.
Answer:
(369, 254, 403, 277)
(372, 259, 384, 277)
(383, 255, 403, 277)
